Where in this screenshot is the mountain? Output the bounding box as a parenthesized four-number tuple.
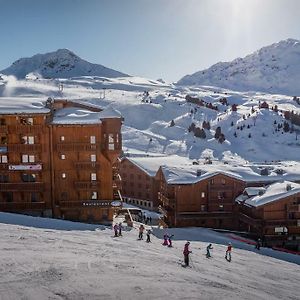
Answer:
(0, 49, 129, 79)
(177, 39, 300, 96)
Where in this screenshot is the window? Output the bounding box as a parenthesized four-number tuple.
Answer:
(201, 205, 206, 212)
(90, 136, 96, 144)
(221, 178, 226, 185)
(22, 155, 35, 163)
(219, 204, 224, 211)
(108, 134, 115, 150)
(29, 155, 35, 163)
(0, 155, 8, 163)
(3, 192, 13, 203)
(91, 154, 96, 162)
(210, 179, 214, 185)
(31, 192, 39, 202)
(20, 117, 33, 125)
(0, 118, 6, 125)
(91, 192, 97, 199)
(60, 136, 65, 141)
(0, 174, 8, 182)
(61, 154, 66, 160)
(0, 136, 8, 144)
(21, 174, 36, 182)
(62, 173, 66, 179)
(201, 192, 205, 198)
(91, 173, 97, 181)
(21, 136, 35, 144)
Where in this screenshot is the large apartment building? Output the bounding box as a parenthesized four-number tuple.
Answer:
(0, 98, 123, 224)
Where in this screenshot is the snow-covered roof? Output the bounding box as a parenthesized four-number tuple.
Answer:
(98, 107, 122, 119)
(0, 97, 50, 114)
(244, 187, 266, 196)
(242, 181, 300, 207)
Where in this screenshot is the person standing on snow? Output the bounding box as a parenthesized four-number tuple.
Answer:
(138, 224, 145, 240)
(225, 243, 232, 261)
(206, 243, 213, 258)
(168, 234, 174, 247)
(183, 241, 192, 267)
(113, 223, 119, 237)
(162, 234, 169, 246)
(146, 229, 151, 243)
(118, 222, 123, 236)
(255, 238, 261, 250)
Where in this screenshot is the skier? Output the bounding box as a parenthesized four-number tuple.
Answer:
(162, 234, 169, 246)
(206, 243, 213, 258)
(168, 234, 174, 247)
(183, 241, 192, 267)
(225, 242, 232, 261)
(146, 229, 151, 243)
(113, 223, 119, 237)
(138, 224, 145, 240)
(255, 238, 261, 250)
(118, 222, 123, 236)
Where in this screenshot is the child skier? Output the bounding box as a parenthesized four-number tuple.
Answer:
(168, 234, 174, 247)
(146, 229, 151, 243)
(113, 224, 119, 237)
(162, 234, 169, 246)
(206, 243, 213, 258)
(118, 222, 123, 236)
(183, 241, 192, 267)
(225, 242, 232, 261)
(138, 224, 145, 240)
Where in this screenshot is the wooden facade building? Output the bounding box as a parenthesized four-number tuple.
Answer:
(0, 98, 123, 224)
(236, 181, 300, 250)
(156, 166, 246, 228)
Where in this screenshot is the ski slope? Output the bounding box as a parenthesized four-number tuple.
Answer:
(0, 213, 299, 300)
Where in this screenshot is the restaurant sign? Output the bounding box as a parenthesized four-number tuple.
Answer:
(8, 164, 42, 171)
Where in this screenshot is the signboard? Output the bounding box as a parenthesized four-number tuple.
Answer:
(8, 164, 42, 171)
(274, 226, 288, 233)
(111, 201, 122, 207)
(82, 201, 111, 207)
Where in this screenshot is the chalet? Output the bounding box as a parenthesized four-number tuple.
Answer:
(259, 101, 269, 109)
(0, 98, 123, 224)
(156, 166, 246, 229)
(119, 157, 160, 210)
(236, 181, 300, 250)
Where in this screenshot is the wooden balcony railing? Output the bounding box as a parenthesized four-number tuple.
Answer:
(287, 204, 300, 212)
(0, 202, 46, 211)
(0, 126, 8, 133)
(0, 182, 45, 191)
(74, 181, 100, 190)
(74, 162, 101, 170)
(8, 125, 46, 134)
(8, 144, 42, 152)
(56, 143, 98, 152)
(239, 213, 263, 227)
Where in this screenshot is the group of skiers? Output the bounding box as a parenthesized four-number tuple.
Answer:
(182, 241, 233, 267)
(162, 234, 174, 247)
(138, 224, 152, 243)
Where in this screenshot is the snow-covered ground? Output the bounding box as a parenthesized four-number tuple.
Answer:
(0, 213, 299, 300)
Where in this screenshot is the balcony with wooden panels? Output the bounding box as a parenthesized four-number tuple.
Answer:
(7, 144, 42, 152)
(0, 182, 45, 191)
(287, 204, 300, 212)
(158, 192, 175, 209)
(0, 126, 8, 133)
(56, 143, 98, 152)
(8, 125, 46, 134)
(74, 162, 101, 170)
(74, 181, 100, 190)
(0, 202, 46, 211)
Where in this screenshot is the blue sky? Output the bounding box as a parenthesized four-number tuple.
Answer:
(0, 0, 300, 82)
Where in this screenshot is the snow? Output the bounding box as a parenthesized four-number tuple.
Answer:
(0, 212, 299, 300)
(242, 181, 300, 207)
(177, 39, 300, 96)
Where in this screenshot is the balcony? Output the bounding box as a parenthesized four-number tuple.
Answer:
(74, 181, 100, 190)
(8, 144, 42, 152)
(8, 125, 46, 134)
(112, 174, 122, 190)
(74, 162, 100, 170)
(158, 192, 174, 208)
(0, 125, 8, 133)
(287, 204, 300, 212)
(0, 182, 45, 191)
(0, 202, 46, 211)
(56, 143, 98, 152)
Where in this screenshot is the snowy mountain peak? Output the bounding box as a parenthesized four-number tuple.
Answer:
(177, 38, 300, 96)
(1, 49, 129, 79)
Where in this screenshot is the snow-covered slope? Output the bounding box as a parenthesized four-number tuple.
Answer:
(0, 49, 129, 79)
(0, 212, 299, 300)
(178, 39, 300, 96)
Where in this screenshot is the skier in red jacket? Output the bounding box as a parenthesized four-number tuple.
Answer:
(183, 241, 192, 267)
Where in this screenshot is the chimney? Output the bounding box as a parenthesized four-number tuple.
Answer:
(286, 184, 292, 191)
(196, 170, 202, 177)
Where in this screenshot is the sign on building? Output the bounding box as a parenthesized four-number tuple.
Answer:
(8, 164, 42, 171)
